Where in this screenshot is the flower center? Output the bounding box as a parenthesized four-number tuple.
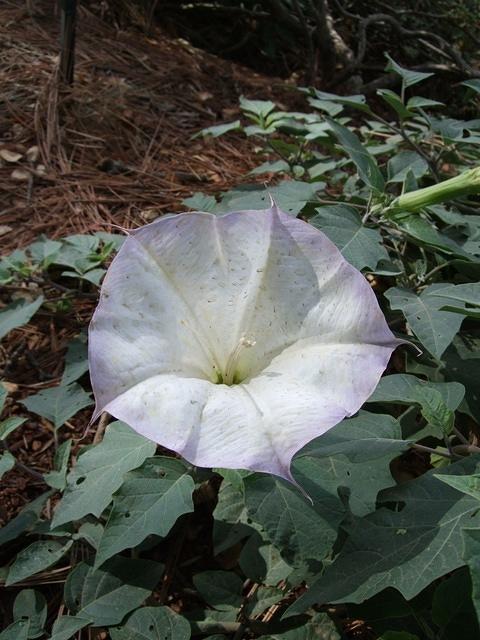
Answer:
(215, 335, 256, 385)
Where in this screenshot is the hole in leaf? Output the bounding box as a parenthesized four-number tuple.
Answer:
(124, 512, 131, 519)
(76, 476, 86, 485)
(149, 625, 154, 631)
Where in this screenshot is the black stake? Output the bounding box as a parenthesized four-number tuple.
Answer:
(59, 0, 77, 85)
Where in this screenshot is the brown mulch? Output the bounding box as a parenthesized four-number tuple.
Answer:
(0, 0, 302, 252)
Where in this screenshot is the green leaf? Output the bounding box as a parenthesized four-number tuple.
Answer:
(239, 533, 292, 586)
(326, 119, 385, 192)
(13, 589, 47, 639)
(442, 333, 480, 420)
(431, 568, 479, 639)
(198, 120, 241, 138)
(368, 374, 465, 411)
(247, 586, 284, 617)
(183, 193, 218, 213)
(219, 181, 320, 216)
(310, 205, 389, 270)
(310, 89, 372, 113)
(28, 238, 62, 266)
(193, 571, 244, 611)
(0, 621, 30, 640)
(260, 612, 340, 640)
(434, 283, 480, 319)
(20, 383, 92, 430)
(0, 416, 26, 440)
(52, 421, 156, 527)
(6, 539, 73, 586)
(61, 337, 89, 386)
(44, 439, 72, 490)
(416, 387, 455, 438)
(462, 528, 480, 625)
(462, 79, 480, 94)
(406, 96, 444, 110)
(95, 457, 194, 567)
(387, 152, 428, 183)
(0, 451, 15, 479)
(286, 457, 480, 615)
(249, 160, 290, 175)
(385, 54, 433, 88)
(0, 491, 52, 547)
(385, 285, 466, 358)
(434, 472, 480, 500)
(240, 96, 276, 119)
(64, 557, 164, 627)
(109, 607, 191, 640)
(0, 296, 44, 340)
(49, 615, 91, 640)
(377, 89, 413, 120)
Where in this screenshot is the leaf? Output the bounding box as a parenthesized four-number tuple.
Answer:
(95, 457, 194, 567)
(286, 457, 480, 615)
(44, 439, 72, 490)
(310, 88, 372, 114)
(385, 54, 433, 88)
(247, 586, 284, 617)
(240, 96, 276, 119)
(0, 416, 27, 440)
(407, 96, 444, 110)
(239, 533, 292, 586)
(0, 491, 52, 547)
(52, 421, 156, 527)
(326, 118, 384, 192)
(0, 296, 44, 340)
(183, 192, 218, 212)
(64, 557, 164, 627)
(109, 607, 191, 640)
(442, 333, 480, 420)
(219, 181, 320, 216)
(462, 528, 480, 625)
(6, 539, 73, 586)
(387, 152, 428, 183)
(377, 90, 413, 120)
(198, 120, 241, 138)
(49, 615, 91, 640)
(434, 283, 480, 318)
(385, 285, 466, 358)
(310, 205, 389, 270)
(260, 612, 340, 640)
(368, 374, 465, 411)
(21, 383, 92, 430)
(13, 589, 47, 639)
(463, 79, 480, 94)
(434, 472, 480, 500)
(193, 571, 244, 611)
(0, 621, 30, 640)
(249, 160, 290, 175)
(431, 568, 479, 639)
(0, 451, 15, 479)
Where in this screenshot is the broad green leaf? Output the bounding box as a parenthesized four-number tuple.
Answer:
(13, 589, 47, 639)
(431, 568, 479, 639)
(249, 160, 290, 175)
(286, 457, 480, 615)
(434, 283, 480, 319)
(368, 374, 465, 411)
(387, 152, 428, 183)
(442, 333, 480, 420)
(310, 205, 389, 270)
(0, 296, 44, 340)
(326, 119, 384, 192)
(385, 54, 433, 88)
(183, 193, 218, 212)
(49, 615, 91, 640)
(76, 522, 104, 549)
(52, 421, 156, 527)
(462, 528, 480, 624)
(219, 181, 320, 216)
(247, 586, 284, 617)
(392, 212, 471, 258)
(0, 491, 52, 547)
(299, 412, 409, 462)
(64, 557, 164, 627)
(310, 88, 372, 113)
(406, 96, 444, 110)
(110, 607, 191, 640)
(239, 533, 292, 586)
(260, 612, 340, 640)
(44, 439, 72, 490)
(434, 473, 480, 500)
(20, 383, 92, 430)
(377, 90, 413, 120)
(385, 285, 466, 358)
(6, 539, 73, 586)
(415, 387, 454, 438)
(199, 120, 241, 138)
(61, 337, 89, 386)
(0, 621, 30, 640)
(240, 96, 276, 119)
(28, 238, 62, 266)
(193, 571, 244, 611)
(463, 79, 480, 94)
(0, 450, 15, 479)
(212, 475, 256, 555)
(95, 457, 194, 567)
(0, 416, 26, 440)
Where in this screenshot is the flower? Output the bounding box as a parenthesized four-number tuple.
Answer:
(89, 205, 401, 481)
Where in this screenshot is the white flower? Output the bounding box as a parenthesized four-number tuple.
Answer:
(89, 205, 400, 481)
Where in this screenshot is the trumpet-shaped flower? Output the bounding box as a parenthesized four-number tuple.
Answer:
(89, 205, 401, 481)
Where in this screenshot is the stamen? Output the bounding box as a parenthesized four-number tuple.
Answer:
(223, 334, 256, 385)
